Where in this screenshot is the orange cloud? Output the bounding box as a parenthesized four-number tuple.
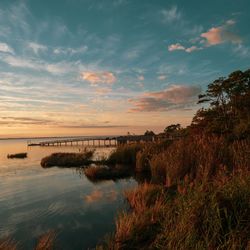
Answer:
(81, 71, 116, 85)
(201, 20, 241, 46)
(201, 27, 223, 45)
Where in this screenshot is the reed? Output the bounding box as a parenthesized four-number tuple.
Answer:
(107, 144, 143, 165)
(41, 149, 94, 168)
(84, 165, 132, 182)
(98, 135, 250, 249)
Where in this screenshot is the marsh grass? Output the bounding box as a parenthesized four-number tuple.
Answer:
(40, 149, 94, 167)
(101, 171, 250, 250)
(7, 153, 27, 159)
(98, 135, 250, 250)
(84, 165, 133, 182)
(107, 144, 143, 165)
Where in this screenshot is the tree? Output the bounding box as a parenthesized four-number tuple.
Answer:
(164, 124, 181, 134)
(144, 130, 155, 136)
(192, 69, 250, 138)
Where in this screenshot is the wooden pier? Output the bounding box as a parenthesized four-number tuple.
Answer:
(27, 135, 155, 147)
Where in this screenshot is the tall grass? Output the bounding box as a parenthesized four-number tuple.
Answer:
(97, 135, 250, 249)
(41, 149, 94, 167)
(107, 144, 143, 165)
(102, 171, 250, 250)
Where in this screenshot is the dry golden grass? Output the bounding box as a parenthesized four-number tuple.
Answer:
(98, 135, 250, 249)
(84, 165, 132, 182)
(41, 149, 94, 168)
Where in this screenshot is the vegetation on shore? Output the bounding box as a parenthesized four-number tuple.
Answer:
(7, 153, 27, 159)
(84, 165, 133, 182)
(96, 69, 250, 249)
(41, 150, 94, 167)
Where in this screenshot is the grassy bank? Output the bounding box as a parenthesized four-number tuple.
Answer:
(96, 135, 250, 249)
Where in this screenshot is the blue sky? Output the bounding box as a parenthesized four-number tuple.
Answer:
(0, 0, 249, 137)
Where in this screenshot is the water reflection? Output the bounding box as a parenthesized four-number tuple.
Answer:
(0, 139, 137, 249)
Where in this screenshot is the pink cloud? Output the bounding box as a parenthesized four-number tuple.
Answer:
(81, 71, 116, 85)
(201, 20, 241, 46)
(201, 27, 223, 45)
(129, 84, 201, 112)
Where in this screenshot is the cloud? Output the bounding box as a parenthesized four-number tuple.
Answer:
(161, 6, 181, 23)
(2, 55, 77, 75)
(201, 20, 241, 46)
(53, 46, 88, 55)
(158, 75, 167, 80)
(0, 42, 14, 54)
(0, 116, 54, 125)
(81, 71, 116, 85)
(168, 43, 185, 51)
(233, 44, 250, 58)
(28, 42, 47, 54)
(168, 43, 201, 53)
(129, 84, 200, 112)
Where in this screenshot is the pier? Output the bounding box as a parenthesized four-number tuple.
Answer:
(27, 135, 155, 147)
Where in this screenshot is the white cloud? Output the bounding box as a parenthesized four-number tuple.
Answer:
(158, 75, 167, 81)
(0, 42, 14, 54)
(28, 42, 47, 54)
(161, 6, 181, 23)
(168, 43, 185, 51)
(2, 55, 77, 75)
(53, 46, 88, 55)
(168, 43, 201, 53)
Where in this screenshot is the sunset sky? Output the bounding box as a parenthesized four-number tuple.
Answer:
(0, 0, 249, 138)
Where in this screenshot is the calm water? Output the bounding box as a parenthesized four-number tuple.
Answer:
(0, 138, 137, 249)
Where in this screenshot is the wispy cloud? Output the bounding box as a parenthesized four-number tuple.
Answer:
(129, 84, 200, 112)
(168, 43, 201, 53)
(81, 71, 116, 85)
(1, 55, 78, 75)
(158, 75, 167, 81)
(161, 6, 181, 23)
(168, 20, 241, 53)
(0, 42, 14, 54)
(27, 42, 47, 54)
(53, 46, 88, 55)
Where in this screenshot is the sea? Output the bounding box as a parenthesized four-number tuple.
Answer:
(0, 137, 137, 249)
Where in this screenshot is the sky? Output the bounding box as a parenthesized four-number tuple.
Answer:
(0, 0, 249, 138)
